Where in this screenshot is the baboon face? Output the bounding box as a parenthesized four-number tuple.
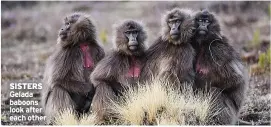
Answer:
(115, 20, 146, 56)
(194, 10, 221, 41)
(167, 13, 184, 40)
(124, 27, 139, 51)
(162, 8, 194, 44)
(58, 13, 96, 45)
(58, 14, 80, 41)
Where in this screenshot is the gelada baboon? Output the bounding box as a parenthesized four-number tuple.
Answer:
(91, 20, 147, 120)
(141, 8, 195, 88)
(42, 13, 105, 124)
(191, 10, 248, 125)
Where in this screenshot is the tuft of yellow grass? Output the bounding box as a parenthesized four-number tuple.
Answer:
(110, 78, 219, 125)
(52, 78, 220, 125)
(53, 108, 79, 125)
(53, 108, 98, 125)
(79, 112, 98, 125)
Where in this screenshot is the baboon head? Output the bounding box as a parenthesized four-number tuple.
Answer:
(193, 10, 221, 42)
(162, 8, 194, 45)
(114, 20, 147, 56)
(58, 13, 96, 47)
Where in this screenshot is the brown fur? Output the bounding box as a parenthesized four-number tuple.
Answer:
(141, 8, 196, 89)
(41, 13, 105, 124)
(191, 10, 248, 125)
(90, 20, 147, 121)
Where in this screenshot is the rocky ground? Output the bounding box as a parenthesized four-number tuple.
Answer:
(1, 1, 270, 125)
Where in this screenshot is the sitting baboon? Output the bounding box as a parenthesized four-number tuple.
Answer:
(191, 10, 248, 125)
(141, 8, 196, 89)
(42, 13, 105, 124)
(90, 20, 147, 120)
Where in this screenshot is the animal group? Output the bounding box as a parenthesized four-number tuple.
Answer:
(41, 8, 248, 125)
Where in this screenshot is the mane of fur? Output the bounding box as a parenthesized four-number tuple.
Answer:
(57, 13, 97, 47)
(112, 20, 147, 56)
(193, 10, 222, 41)
(161, 8, 194, 45)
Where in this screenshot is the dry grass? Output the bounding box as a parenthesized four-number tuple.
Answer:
(109, 78, 219, 125)
(78, 112, 98, 125)
(53, 108, 98, 125)
(52, 78, 219, 125)
(53, 108, 79, 125)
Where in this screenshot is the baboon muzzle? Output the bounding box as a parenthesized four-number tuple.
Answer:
(127, 33, 138, 51)
(198, 25, 208, 35)
(170, 23, 181, 40)
(128, 40, 138, 51)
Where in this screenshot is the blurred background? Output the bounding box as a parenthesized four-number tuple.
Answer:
(1, 1, 270, 125)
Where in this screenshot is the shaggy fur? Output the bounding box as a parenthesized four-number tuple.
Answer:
(90, 20, 147, 121)
(191, 10, 248, 125)
(42, 13, 105, 124)
(114, 20, 147, 56)
(161, 8, 194, 45)
(141, 8, 196, 89)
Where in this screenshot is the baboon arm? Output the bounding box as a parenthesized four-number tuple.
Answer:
(91, 55, 117, 88)
(55, 79, 93, 94)
(222, 62, 247, 111)
(43, 85, 74, 124)
(210, 84, 245, 125)
(91, 72, 114, 88)
(92, 84, 116, 120)
(96, 46, 105, 62)
(209, 89, 238, 125)
(223, 85, 245, 112)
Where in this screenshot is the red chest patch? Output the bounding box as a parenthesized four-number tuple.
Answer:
(196, 63, 209, 75)
(196, 48, 209, 75)
(80, 43, 94, 68)
(126, 57, 141, 78)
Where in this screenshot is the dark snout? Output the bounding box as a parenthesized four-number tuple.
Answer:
(59, 31, 67, 40)
(198, 25, 208, 35)
(59, 26, 70, 40)
(170, 26, 180, 35)
(128, 38, 138, 51)
(170, 24, 181, 40)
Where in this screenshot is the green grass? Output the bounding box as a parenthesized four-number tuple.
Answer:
(99, 29, 108, 44)
(258, 47, 271, 71)
(250, 29, 261, 48)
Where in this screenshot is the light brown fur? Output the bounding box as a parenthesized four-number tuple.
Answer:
(191, 10, 248, 125)
(90, 20, 147, 121)
(42, 13, 105, 124)
(141, 8, 196, 89)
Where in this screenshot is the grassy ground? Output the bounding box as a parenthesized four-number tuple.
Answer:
(1, 1, 270, 125)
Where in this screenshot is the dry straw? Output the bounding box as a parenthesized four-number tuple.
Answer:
(53, 78, 220, 125)
(110, 78, 219, 125)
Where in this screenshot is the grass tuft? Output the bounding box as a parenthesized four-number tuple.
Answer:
(109, 78, 218, 125)
(53, 108, 79, 125)
(79, 112, 98, 125)
(52, 78, 220, 125)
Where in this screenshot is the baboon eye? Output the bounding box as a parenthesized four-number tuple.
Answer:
(198, 19, 203, 22)
(65, 22, 70, 26)
(132, 31, 138, 34)
(168, 21, 174, 27)
(176, 20, 181, 23)
(205, 19, 209, 23)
